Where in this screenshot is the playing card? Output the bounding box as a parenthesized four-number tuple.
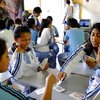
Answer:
(69, 92, 84, 100)
(35, 87, 45, 95)
(53, 85, 66, 92)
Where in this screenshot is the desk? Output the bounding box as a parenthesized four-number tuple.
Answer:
(17, 68, 89, 100)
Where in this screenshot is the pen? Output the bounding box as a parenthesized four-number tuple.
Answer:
(56, 77, 63, 85)
(56, 73, 66, 86)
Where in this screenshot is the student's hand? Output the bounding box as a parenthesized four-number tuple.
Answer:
(15, 47, 24, 53)
(84, 56, 97, 68)
(58, 72, 66, 81)
(42, 63, 50, 71)
(46, 74, 57, 86)
(96, 46, 100, 65)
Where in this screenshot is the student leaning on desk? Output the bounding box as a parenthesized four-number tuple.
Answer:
(58, 23, 100, 100)
(0, 38, 64, 100)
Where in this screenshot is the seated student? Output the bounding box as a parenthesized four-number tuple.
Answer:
(27, 18, 38, 45)
(58, 23, 100, 99)
(8, 26, 49, 79)
(59, 23, 100, 79)
(35, 18, 58, 68)
(29, 6, 42, 32)
(0, 38, 58, 100)
(58, 18, 85, 66)
(0, 19, 14, 49)
(83, 69, 100, 100)
(47, 16, 59, 37)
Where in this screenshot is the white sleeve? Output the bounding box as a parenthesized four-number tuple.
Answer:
(8, 51, 24, 79)
(61, 48, 85, 77)
(30, 48, 41, 71)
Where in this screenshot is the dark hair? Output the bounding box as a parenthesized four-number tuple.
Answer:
(27, 18, 35, 28)
(66, 0, 70, 5)
(67, 18, 80, 28)
(14, 26, 31, 39)
(84, 23, 100, 55)
(6, 18, 14, 30)
(33, 7, 42, 14)
(0, 19, 6, 30)
(39, 18, 51, 37)
(47, 16, 53, 22)
(0, 38, 6, 60)
(15, 18, 22, 25)
(89, 23, 100, 34)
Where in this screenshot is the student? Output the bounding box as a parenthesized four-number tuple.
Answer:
(0, 38, 58, 100)
(58, 18, 85, 66)
(63, 0, 73, 23)
(0, 19, 14, 48)
(29, 6, 42, 31)
(8, 26, 49, 79)
(27, 18, 38, 45)
(59, 23, 100, 79)
(22, 10, 31, 25)
(47, 16, 59, 37)
(36, 18, 57, 68)
(83, 68, 100, 99)
(58, 23, 100, 99)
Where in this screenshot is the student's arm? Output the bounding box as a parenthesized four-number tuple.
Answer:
(41, 74, 57, 100)
(96, 46, 100, 66)
(63, 31, 69, 44)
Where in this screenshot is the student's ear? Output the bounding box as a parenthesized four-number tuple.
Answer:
(14, 38, 18, 43)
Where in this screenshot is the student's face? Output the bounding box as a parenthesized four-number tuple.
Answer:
(90, 28, 100, 47)
(0, 47, 10, 72)
(15, 32, 31, 50)
(34, 13, 40, 17)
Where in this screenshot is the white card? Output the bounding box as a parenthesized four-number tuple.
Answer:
(53, 85, 66, 92)
(69, 92, 84, 100)
(41, 58, 48, 69)
(35, 87, 45, 95)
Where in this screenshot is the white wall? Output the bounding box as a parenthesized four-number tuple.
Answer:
(82, 0, 100, 24)
(41, 0, 64, 38)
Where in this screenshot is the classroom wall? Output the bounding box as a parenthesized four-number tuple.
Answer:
(72, 0, 83, 19)
(73, 0, 100, 24)
(82, 0, 100, 24)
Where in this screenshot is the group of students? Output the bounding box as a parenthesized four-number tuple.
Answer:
(0, 4, 100, 100)
(0, 22, 100, 99)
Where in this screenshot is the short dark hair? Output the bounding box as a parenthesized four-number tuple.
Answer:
(0, 19, 5, 30)
(47, 16, 53, 22)
(14, 26, 31, 39)
(89, 23, 100, 34)
(0, 38, 6, 60)
(33, 7, 42, 14)
(15, 18, 22, 25)
(84, 23, 100, 55)
(66, 0, 70, 5)
(39, 18, 51, 37)
(6, 18, 14, 29)
(67, 18, 80, 28)
(27, 18, 35, 28)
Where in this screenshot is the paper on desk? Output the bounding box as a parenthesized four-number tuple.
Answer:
(35, 87, 45, 95)
(69, 92, 84, 100)
(53, 85, 66, 93)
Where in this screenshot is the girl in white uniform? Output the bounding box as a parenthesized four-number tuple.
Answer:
(8, 26, 49, 79)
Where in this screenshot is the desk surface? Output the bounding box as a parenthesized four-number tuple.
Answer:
(17, 68, 89, 100)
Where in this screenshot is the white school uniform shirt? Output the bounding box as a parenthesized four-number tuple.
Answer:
(38, 28, 51, 52)
(28, 14, 37, 26)
(65, 6, 73, 18)
(8, 45, 41, 79)
(0, 29, 14, 49)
